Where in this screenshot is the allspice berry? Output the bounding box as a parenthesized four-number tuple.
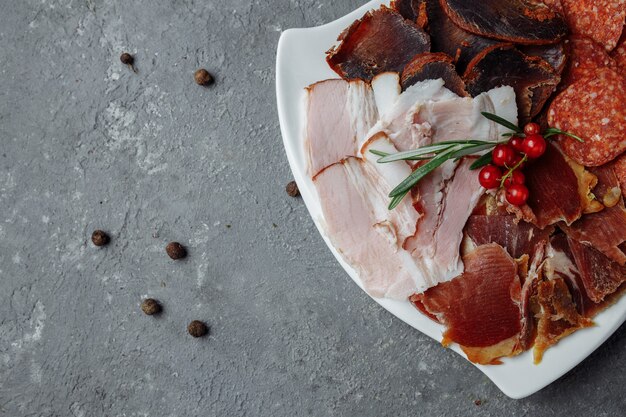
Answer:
(187, 320, 209, 338)
(166, 241, 187, 260)
(91, 230, 110, 247)
(286, 180, 300, 197)
(141, 298, 162, 315)
(120, 52, 137, 73)
(194, 69, 213, 86)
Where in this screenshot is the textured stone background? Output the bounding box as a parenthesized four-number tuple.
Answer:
(0, 0, 624, 416)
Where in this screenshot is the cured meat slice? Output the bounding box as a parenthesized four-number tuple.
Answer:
(464, 44, 560, 123)
(440, 0, 568, 45)
(313, 159, 423, 299)
(561, 165, 626, 265)
(417, 244, 522, 364)
(425, 0, 500, 73)
(520, 42, 567, 75)
(524, 144, 587, 229)
(548, 68, 626, 167)
(560, 0, 626, 52)
(464, 214, 553, 259)
(612, 33, 626, 71)
(391, 0, 426, 25)
(400, 52, 468, 96)
(567, 237, 626, 303)
(305, 79, 378, 176)
(326, 6, 430, 81)
(613, 154, 626, 196)
(560, 36, 617, 88)
(533, 277, 593, 363)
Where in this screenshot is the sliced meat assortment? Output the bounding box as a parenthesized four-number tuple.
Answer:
(561, 164, 626, 265)
(464, 44, 560, 123)
(560, 0, 626, 52)
(440, 0, 568, 45)
(326, 6, 430, 81)
(305, 79, 378, 176)
(416, 244, 523, 364)
(400, 52, 468, 96)
(548, 68, 626, 167)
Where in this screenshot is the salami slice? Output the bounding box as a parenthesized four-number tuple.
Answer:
(560, 0, 626, 52)
(611, 32, 626, 72)
(613, 153, 626, 196)
(548, 68, 626, 167)
(561, 36, 617, 88)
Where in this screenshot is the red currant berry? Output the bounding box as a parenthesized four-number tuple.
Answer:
(503, 170, 526, 188)
(508, 136, 525, 153)
(492, 144, 516, 167)
(478, 165, 502, 189)
(524, 123, 541, 136)
(522, 134, 547, 159)
(506, 184, 530, 206)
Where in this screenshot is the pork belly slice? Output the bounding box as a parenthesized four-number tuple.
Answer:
(405, 158, 485, 288)
(305, 79, 378, 176)
(416, 244, 523, 365)
(561, 164, 626, 265)
(326, 5, 430, 81)
(532, 277, 593, 363)
(314, 159, 423, 299)
(464, 214, 553, 259)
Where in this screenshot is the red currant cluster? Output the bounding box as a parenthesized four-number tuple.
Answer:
(478, 123, 548, 206)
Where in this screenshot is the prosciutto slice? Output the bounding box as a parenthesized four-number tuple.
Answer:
(416, 244, 523, 364)
(305, 79, 378, 176)
(561, 164, 626, 265)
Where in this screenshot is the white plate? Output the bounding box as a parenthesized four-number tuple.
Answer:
(275, 0, 626, 399)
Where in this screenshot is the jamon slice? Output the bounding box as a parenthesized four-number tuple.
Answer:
(523, 144, 590, 229)
(561, 164, 626, 265)
(464, 44, 560, 123)
(425, 0, 500, 73)
(560, 36, 617, 89)
(464, 214, 553, 259)
(520, 42, 567, 75)
(548, 68, 626, 167)
(560, 0, 626, 52)
(313, 159, 423, 299)
(533, 277, 593, 363)
(326, 6, 430, 81)
(440, 0, 568, 45)
(400, 52, 468, 96)
(305, 79, 377, 176)
(567, 237, 626, 303)
(416, 244, 522, 364)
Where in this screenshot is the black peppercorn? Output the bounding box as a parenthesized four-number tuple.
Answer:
(194, 69, 213, 86)
(141, 298, 162, 315)
(120, 52, 137, 73)
(91, 230, 110, 247)
(286, 180, 300, 197)
(166, 242, 187, 260)
(187, 320, 208, 338)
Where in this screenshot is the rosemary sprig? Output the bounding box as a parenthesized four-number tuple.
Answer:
(481, 112, 522, 133)
(470, 152, 493, 170)
(544, 127, 585, 143)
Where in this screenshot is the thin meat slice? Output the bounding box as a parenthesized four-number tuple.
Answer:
(560, 0, 626, 52)
(464, 214, 553, 259)
(425, 0, 500, 73)
(440, 0, 568, 45)
(561, 164, 626, 265)
(400, 52, 468, 96)
(417, 244, 522, 364)
(560, 36, 617, 89)
(612, 33, 626, 72)
(520, 42, 567, 75)
(533, 277, 593, 363)
(314, 159, 422, 299)
(548, 68, 626, 167)
(305, 79, 377, 176)
(391, 0, 426, 24)
(326, 6, 430, 81)
(464, 44, 560, 124)
(567, 237, 626, 303)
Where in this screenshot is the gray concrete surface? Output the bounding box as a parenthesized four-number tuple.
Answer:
(0, 0, 624, 416)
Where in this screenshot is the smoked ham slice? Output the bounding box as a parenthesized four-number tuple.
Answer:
(326, 6, 430, 81)
(416, 244, 523, 364)
(305, 79, 377, 176)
